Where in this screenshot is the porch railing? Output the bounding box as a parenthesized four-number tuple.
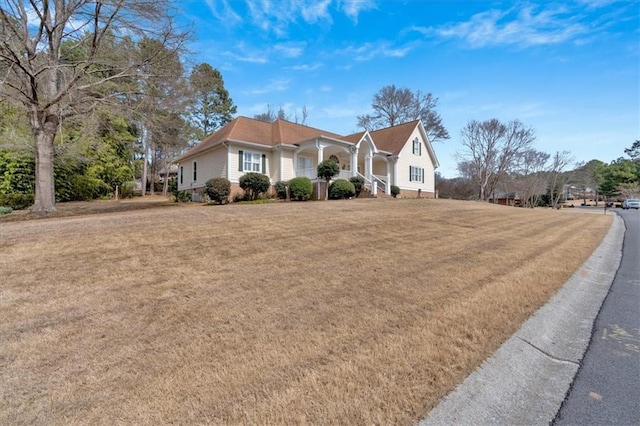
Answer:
(337, 170, 352, 180)
(372, 174, 386, 194)
(296, 168, 317, 179)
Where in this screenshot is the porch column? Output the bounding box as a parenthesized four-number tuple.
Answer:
(386, 160, 391, 195)
(350, 146, 358, 177)
(387, 155, 398, 194)
(316, 139, 324, 164)
(316, 140, 324, 200)
(365, 155, 371, 180)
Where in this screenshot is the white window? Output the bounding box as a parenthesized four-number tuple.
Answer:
(244, 151, 262, 172)
(297, 156, 313, 171)
(412, 137, 421, 155)
(297, 156, 314, 178)
(410, 166, 424, 183)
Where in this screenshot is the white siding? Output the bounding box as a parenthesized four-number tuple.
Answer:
(394, 127, 436, 192)
(281, 149, 295, 181)
(178, 145, 227, 191)
(228, 144, 274, 183)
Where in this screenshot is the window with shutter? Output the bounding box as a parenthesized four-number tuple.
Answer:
(241, 151, 263, 173)
(413, 138, 421, 156)
(410, 166, 424, 182)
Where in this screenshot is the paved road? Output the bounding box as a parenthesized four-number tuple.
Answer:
(554, 209, 640, 426)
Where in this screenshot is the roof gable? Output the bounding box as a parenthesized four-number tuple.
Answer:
(368, 120, 420, 155)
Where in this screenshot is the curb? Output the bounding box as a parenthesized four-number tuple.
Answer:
(419, 214, 625, 426)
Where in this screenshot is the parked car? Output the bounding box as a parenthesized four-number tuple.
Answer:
(622, 199, 640, 209)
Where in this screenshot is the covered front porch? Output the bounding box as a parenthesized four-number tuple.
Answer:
(293, 136, 394, 197)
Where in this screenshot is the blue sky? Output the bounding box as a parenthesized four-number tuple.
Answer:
(177, 0, 639, 177)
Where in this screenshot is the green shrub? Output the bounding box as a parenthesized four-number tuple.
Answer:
(329, 179, 356, 200)
(204, 177, 231, 204)
(174, 190, 192, 203)
(390, 185, 400, 198)
(70, 174, 111, 201)
(0, 206, 13, 215)
(350, 176, 365, 196)
(288, 177, 312, 201)
(274, 181, 289, 200)
(0, 192, 34, 210)
(239, 172, 270, 201)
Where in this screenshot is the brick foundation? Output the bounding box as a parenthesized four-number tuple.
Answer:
(397, 189, 436, 199)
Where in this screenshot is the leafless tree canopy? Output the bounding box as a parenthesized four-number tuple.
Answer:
(456, 118, 536, 201)
(0, 0, 189, 212)
(511, 149, 550, 207)
(357, 85, 450, 142)
(547, 150, 578, 208)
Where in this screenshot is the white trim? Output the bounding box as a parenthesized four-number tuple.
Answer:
(243, 151, 262, 173)
(410, 165, 424, 183)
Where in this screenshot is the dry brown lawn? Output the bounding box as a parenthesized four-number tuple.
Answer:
(0, 198, 612, 425)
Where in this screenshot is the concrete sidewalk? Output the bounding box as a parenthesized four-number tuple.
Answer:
(420, 214, 624, 426)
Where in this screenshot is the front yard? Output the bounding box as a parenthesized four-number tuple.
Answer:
(0, 198, 611, 424)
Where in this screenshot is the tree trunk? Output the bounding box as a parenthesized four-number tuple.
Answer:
(32, 130, 57, 213)
(141, 127, 149, 197)
(30, 114, 58, 213)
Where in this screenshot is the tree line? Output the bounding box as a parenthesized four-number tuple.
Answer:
(1, 1, 237, 210)
(440, 136, 640, 206)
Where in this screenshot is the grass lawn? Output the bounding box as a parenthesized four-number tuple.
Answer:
(0, 198, 612, 424)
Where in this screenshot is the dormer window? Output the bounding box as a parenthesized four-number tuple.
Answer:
(412, 137, 421, 155)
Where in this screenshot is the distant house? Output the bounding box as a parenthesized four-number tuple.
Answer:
(490, 192, 522, 206)
(176, 116, 439, 200)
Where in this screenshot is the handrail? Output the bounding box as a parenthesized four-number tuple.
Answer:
(372, 174, 386, 193)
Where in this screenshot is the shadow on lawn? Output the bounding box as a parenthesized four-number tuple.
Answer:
(0, 196, 182, 222)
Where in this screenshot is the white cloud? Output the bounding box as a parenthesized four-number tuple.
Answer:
(244, 78, 290, 95)
(415, 4, 591, 48)
(301, 0, 332, 23)
(290, 63, 323, 71)
(339, 41, 412, 61)
(273, 42, 307, 58)
(205, 0, 242, 25)
(223, 42, 268, 64)
(340, 0, 376, 23)
(231, 0, 372, 36)
(576, 0, 618, 9)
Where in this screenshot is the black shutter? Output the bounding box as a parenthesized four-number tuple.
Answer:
(238, 150, 243, 172)
(409, 166, 413, 181)
(422, 168, 424, 183)
(262, 154, 266, 174)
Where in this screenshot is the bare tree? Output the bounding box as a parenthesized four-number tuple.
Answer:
(513, 149, 550, 207)
(547, 151, 578, 209)
(254, 104, 308, 124)
(456, 119, 536, 201)
(575, 159, 606, 206)
(357, 85, 450, 142)
(0, 0, 188, 212)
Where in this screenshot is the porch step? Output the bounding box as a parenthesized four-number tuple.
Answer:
(358, 188, 391, 199)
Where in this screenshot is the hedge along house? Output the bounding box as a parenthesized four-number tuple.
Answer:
(176, 116, 439, 200)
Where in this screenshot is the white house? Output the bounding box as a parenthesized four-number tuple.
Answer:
(176, 116, 439, 200)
